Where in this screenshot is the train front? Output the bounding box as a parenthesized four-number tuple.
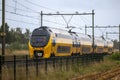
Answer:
(28, 27, 52, 58)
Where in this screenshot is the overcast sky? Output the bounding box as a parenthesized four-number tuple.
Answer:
(0, 0, 120, 40)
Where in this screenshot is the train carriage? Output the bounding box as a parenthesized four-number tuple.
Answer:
(28, 26, 73, 58)
(106, 39, 114, 54)
(94, 37, 105, 54)
(77, 33, 93, 54)
(50, 28, 73, 57)
(103, 39, 108, 53)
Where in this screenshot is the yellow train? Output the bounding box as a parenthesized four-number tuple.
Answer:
(28, 26, 114, 58)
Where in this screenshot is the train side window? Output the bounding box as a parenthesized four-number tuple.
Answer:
(92, 44, 97, 48)
(76, 42, 78, 47)
(55, 33, 57, 37)
(104, 45, 108, 48)
(78, 42, 81, 47)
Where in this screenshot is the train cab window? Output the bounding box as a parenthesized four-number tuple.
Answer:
(30, 28, 50, 47)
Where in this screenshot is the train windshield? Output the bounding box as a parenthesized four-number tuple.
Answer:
(30, 28, 50, 47)
(30, 36, 46, 46)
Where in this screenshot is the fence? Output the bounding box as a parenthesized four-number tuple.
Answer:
(0, 53, 106, 80)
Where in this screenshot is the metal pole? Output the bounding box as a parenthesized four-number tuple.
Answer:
(26, 55, 28, 80)
(106, 32, 108, 39)
(1, 0, 5, 62)
(92, 10, 95, 53)
(41, 11, 43, 27)
(14, 55, 16, 80)
(85, 25, 87, 35)
(0, 56, 2, 80)
(119, 24, 120, 53)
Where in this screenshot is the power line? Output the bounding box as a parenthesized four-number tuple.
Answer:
(0, 8, 77, 27)
(0, 3, 39, 13)
(41, 11, 93, 29)
(98, 26, 108, 36)
(13, 0, 37, 12)
(43, 19, 66, 26)
(25, 0, 57, 12)
(106, 32, 119, 34)
(4, 17, 40, 25)
(86, 25, 119, 28)
(0, 9, 66, 26)
(79, 15, 91, 25)
(0, 9, 39, 19)
(0, 16, 66, 27)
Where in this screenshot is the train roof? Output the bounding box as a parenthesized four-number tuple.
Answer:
(76, 33, 91, 40)
(38, 26, 72, 36)
(105, 39, 113, 42)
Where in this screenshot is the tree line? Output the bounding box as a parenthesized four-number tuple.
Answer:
(0, 23, 30, 44)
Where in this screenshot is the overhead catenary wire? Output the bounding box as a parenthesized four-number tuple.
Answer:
(41, 11, 93, 30)
(0, 9, 66, 26)
(1, 17, 40, 26)
(4, 0, 93, 29)
(0, 17, 66, 27)
(44, 19, 66, 26)
(0, 3, 39, 13)
(86, 25, 119, 28)
(0, 0, 67, 27)
(0, 9, 39, 19)
(13, 0, 37, 12)
(6, 0, 90, 29)
(25, 0, 57, 12)
(79, 15, 91, 25)
(98, 27, 108, 36)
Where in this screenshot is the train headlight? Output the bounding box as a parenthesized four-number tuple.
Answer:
(37, 52, 42, 57)
(34, 51, 43, 57)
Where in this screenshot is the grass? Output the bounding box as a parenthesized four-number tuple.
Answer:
(1, 53, 120, 80)
(0, 49, 29, 55)
(35, 59, 120, 80)
(109, 52, 120, 60)
(35, 53, 120, 80)
(0, 42, 29, 55)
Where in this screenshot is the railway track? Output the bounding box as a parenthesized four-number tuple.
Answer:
(97, 66, 120, 80)
(71, 66, 120, 80)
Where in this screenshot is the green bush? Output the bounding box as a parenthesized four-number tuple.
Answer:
(9, 42, 28, 50)
(109, 52, 120, 60)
